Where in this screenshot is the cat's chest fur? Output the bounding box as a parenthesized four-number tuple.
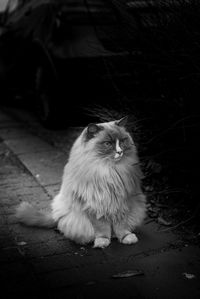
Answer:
(61, 150, 140, 221)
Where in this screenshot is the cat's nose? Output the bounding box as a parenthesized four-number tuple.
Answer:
(117, 150, 123, 156)
(114, 151, 123, 159)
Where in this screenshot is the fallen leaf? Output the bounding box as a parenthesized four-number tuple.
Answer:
(183, 273, 196, 279)
(17, 241, 27, 246)
(157, 216, 172, 226)
(112, 270, 144, 279)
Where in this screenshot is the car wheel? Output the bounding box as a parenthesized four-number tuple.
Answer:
(35, 66, 57, 128)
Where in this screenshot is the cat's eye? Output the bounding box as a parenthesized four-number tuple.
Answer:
(103, 141, 112, 147)
(121, 138, 128, 144)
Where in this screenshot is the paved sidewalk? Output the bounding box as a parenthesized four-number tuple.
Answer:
(0, 110, 200, 299)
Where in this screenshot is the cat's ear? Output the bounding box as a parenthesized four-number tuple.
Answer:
(115, 116, 129, 127)
(86, 123, 102, 139)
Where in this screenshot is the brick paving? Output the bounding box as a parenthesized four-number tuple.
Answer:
(0, 110, 200, 299)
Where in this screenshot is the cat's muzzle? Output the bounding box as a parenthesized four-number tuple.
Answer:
(114, 151, 123, 161)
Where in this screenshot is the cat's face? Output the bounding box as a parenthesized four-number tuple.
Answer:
(83, 117, 136, 163)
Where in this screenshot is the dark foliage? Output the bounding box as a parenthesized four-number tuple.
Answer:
(90, 0, 200, 241)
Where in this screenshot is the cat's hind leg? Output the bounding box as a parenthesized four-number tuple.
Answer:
(57, 210, 95, 245)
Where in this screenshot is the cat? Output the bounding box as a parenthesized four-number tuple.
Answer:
(16, 116, 146, 248)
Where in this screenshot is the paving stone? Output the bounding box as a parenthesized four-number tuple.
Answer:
(38, 267, 82, 288)
(18, 150, 66, 186)
(32, 245, 106, 273)
(5, 136, 55, 155)
(0, 227, 9, 237)
(0, 129, 66, 187)
(0, 111, 13, 122)
(2, 185, 50, 208)
(32, 253, 75, 273)
(0, 120, 20, 129)
(0, 146, 51, 215)
(0, 186, 50, 209)
(21, 240, 66, 259)
(0, 260, 30, 275)
(0, 174, 38, 191)
(0, 214, 7, 225)
(0, 239, 15, 250)
(0, 127, 31, 140)
(45, 183, 61, 198)
(0, 246, 24, 263)
(0, 195, 50, 215)
(49, 279, 143, 299)
(0, 260, 42, 298)
(37, 261, 127, 290)
(9, 223, 62, 244)
(22, 238, 80, 259)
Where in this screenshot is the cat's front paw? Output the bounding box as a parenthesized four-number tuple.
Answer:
(93, 237, 110, 249)
(121, 233, 138, 245)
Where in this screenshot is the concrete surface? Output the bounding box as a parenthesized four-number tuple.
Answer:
(0, 109, 200, 299)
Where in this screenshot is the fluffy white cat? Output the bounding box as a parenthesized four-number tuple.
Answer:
(16, 117, 146, 248)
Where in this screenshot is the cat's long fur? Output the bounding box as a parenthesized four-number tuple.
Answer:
(16, 119, 146, 247)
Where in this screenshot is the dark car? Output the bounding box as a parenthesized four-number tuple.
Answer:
(1, 0, 190, 127)
(0, 0, 138, 127)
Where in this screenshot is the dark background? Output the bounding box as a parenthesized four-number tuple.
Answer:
(0, 0, 200, 241)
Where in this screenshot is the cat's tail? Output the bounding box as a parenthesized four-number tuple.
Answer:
(15, 202, 56, 228)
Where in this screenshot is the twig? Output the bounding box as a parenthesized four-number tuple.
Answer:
(158, 204, 200, 232)
(143, 115, 200, 145)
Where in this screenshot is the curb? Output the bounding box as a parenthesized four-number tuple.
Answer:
(0, 111, 65, 198)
